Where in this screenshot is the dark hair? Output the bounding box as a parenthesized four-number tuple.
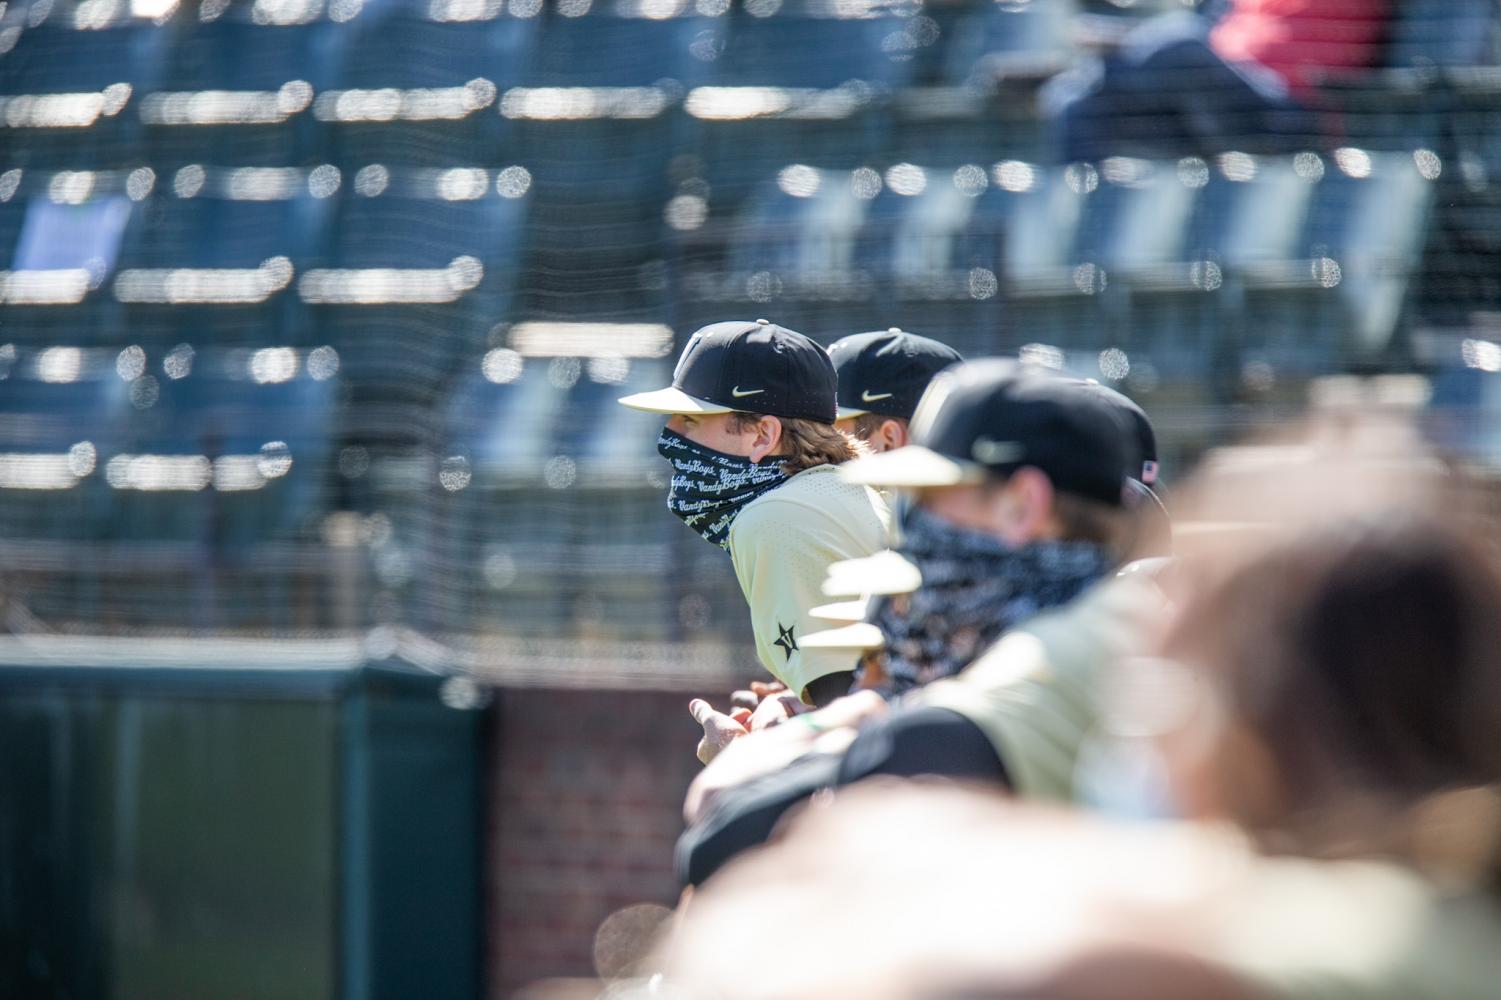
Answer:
(1051, 490, 1127, 547)
(1167, 510, 1501, 880)
(725, 412, 869, 473)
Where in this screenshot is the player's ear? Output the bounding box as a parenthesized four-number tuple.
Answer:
(878, 418, 908, 452)
(998, 467, 1057, 543)
(747, 415, 783, 464)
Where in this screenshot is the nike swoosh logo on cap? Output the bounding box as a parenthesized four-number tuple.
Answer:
(861, 390, 894, 403)
(731, 387, 766, 398)
(971, 438, 1023, 464)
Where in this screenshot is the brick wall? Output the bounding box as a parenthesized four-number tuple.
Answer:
(486, 687, 707, 998)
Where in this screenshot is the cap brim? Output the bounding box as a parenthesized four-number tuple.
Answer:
(822, 549, 923, 598)
(810, 598, 871, 623)
(799, 622, 885, 652)
(1115, 557, 1171, 580)
(617, 386, 735, 415)
(835, 405, 870, 420)
(840, 446, 986, 489)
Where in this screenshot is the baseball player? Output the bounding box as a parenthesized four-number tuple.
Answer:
(829, 328, 963, 453)
(619, 320, 891, 731)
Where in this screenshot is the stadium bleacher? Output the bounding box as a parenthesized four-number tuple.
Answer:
(0, 347, 126, 542)
(0, 10, 169, 168)
(0, 0, 1498, 638)
(0, 167, 139, 345)
(113, 164, 337, 349)
(319, 2, 535, 166)
(142, 10, 342, 168)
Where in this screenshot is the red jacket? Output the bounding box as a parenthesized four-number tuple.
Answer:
(1211, 0, 1391, 99)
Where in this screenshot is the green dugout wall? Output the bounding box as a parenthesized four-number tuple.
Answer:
(0, 638, 485, 1000)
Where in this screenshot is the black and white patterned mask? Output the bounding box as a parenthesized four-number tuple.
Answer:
(863, 505, 1116, 696)
(657, 428, 790, 549)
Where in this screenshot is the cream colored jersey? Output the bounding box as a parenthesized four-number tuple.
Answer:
(728, 464, 891, 698)
(913, 571, 1164, 801)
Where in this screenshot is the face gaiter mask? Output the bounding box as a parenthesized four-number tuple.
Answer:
(657, 428, 790, 550)
(861, 505, 1116, 697)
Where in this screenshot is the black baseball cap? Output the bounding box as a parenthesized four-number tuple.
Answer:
(618, 319, 837, 424)
(1078, 380, 1158, 485)
(841, 359, 1130, 507)
(829, 329, 964, 421)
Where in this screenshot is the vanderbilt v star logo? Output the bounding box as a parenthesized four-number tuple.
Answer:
(773, 621, 799, 661)
(860, 390, 894, 403)
(731, 386, 766, 398)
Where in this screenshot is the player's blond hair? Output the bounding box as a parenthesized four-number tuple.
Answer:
(727, 412, 869, 473)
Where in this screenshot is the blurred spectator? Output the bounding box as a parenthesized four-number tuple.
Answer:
(665, 783, 1501, 1000)
(1159, 456, 1501, 862)
(1043, 1, 1392, 162)
(829, 329, 964, 454)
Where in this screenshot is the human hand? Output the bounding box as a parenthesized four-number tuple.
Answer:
(682, 689, 890, 824)
(750, 680, 786, 700)
(689, 698, 751, 765)
(729, 680, 788, 712)
(730, 689, 759, 712)
(747, 691, 809, 731)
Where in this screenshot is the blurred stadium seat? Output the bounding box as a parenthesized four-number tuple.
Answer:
(1429, 349, 1501, 469)
(1244, 148, 1438, 370)
(676, 163, 879, 338)
(303, 164, 530, 446)
(511, 6, 717, 200)
(0, 7, 170, 168)
(0, 167, 141, 345)
(446, 350, 568, 480)
(428, 348, 681, 637)
(874, 162, 1014, 350)
(104, 346, 336, 560)
(112, 164, 338, 349)
(1384, 0, 1498, 72)
(318, 1, 535, 166)
(942, 0, 1073, 88)
(142, 7, 346, 168)
(0, 346, 126, 542)
(889, 0, 1066, 170)
(0, 342, 340, 629)
(509, 6, 722, 324)
(683, 2, 919, 209)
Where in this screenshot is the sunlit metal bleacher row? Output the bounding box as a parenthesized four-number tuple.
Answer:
(2, 0, 1500, 643)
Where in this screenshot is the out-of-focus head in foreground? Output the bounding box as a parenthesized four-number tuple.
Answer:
(1160, 416, 1501, 871)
